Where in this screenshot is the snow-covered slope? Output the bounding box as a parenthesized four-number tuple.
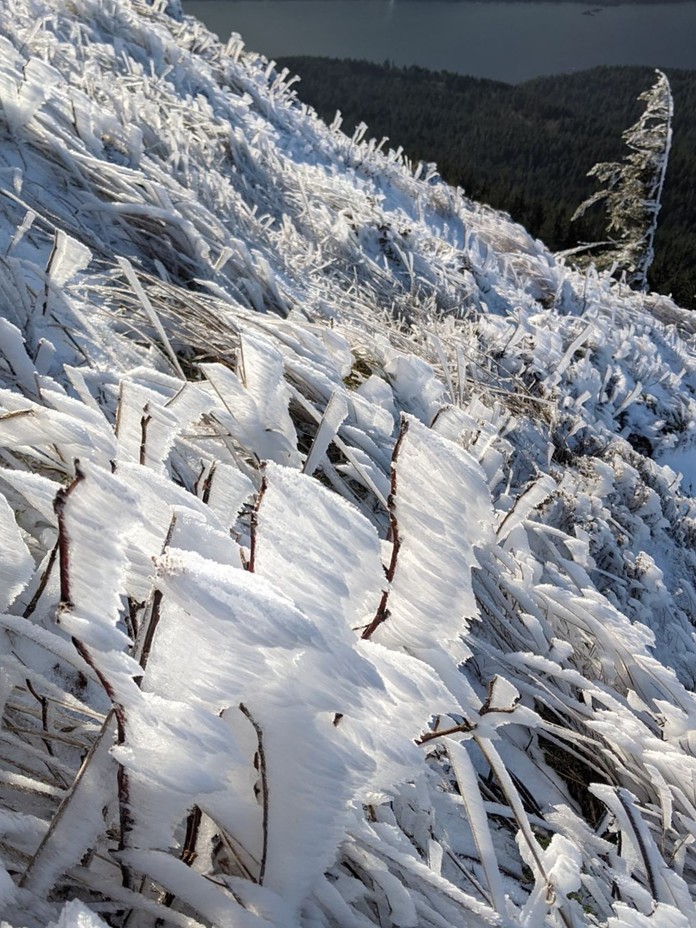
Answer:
(0, 1, 696, 926)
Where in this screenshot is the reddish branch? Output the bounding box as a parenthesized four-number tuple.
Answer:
(415, 720, 473, 746)
(134, 514, 176, 676)
(239, 702, 268, 885)
(480, 676, 518, 716)
(201, 461, 217, 505)
(246, 473, 267, 574)
(124, 597, 142, 643)
(72, 638, 134, 890)
(361, 417, 410, 640)
(54, 465, 185, 897)
(181, 805, 203, 865)
(53, 463, 85, 608)
(162, 805, 203, 907)
(26, 678, 55, 757)
(139, 403, 152, 466)
(137, 588, 162, 677)
(23, 541, 58, 619)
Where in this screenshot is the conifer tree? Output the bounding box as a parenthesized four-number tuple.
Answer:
(572, 69, 673, 292)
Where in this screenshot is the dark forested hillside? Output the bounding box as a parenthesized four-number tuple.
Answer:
(279, 58, 696, 307)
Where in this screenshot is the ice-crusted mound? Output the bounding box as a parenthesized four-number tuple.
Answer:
(0, 1, 695, 926)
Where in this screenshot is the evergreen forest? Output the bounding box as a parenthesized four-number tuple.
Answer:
(279, 58, 696, 308)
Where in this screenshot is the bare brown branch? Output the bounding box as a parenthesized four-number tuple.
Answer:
(239, 702, 268, 885)
(361, 416, 410, 640)
(53, 463, 85, 609)
(247, 473, 267, 574)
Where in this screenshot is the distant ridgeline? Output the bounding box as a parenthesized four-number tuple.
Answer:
(279, 59, 696, 308)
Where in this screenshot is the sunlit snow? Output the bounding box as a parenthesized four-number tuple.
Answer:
(0, 1, 694, 926)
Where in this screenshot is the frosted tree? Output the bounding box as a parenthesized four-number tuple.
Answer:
(572, 69, 673, 292)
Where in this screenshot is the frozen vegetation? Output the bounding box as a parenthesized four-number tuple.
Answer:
(0, 1, 695, 926)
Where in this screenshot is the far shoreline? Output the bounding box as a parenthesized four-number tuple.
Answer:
(197, 0, 696, 5)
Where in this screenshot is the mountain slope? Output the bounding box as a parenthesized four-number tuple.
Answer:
(275, 57, 696, 309)
(0, 2, 695, 927)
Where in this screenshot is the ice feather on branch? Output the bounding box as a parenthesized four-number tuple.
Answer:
(0, 2, 693, 927)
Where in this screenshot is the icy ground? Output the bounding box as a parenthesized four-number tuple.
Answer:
(0, 1, 695, 926)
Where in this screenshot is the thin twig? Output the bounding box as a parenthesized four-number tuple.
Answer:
(416, 720, 473, 746)
(132, 514, 176, 675)
(215, 828, 258, 882)
(139, 403, 152, 466)
(162, 805, 203, 907)
(136, 589, 163, 678)
(201, 461, 217, 505)
(238, 703, 268, 885)
(41, 231, 60, 316)
(25, 679, 54, 757)
(19, 709, 116, 889)
(247, 475, 267, 574)
(53, 463, 85, 608)
(23, 542, 58, 619)
(361, 416, 410, 640)
(72, 639, 133, 890)
(615, 788, 658, 900)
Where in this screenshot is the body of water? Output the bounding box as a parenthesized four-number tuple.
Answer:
(180, 1, 696, 83)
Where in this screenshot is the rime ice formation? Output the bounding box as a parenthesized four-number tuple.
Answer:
(0, 2, 695, 927)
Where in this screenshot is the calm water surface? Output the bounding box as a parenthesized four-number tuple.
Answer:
(180, 0, 696, 83)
